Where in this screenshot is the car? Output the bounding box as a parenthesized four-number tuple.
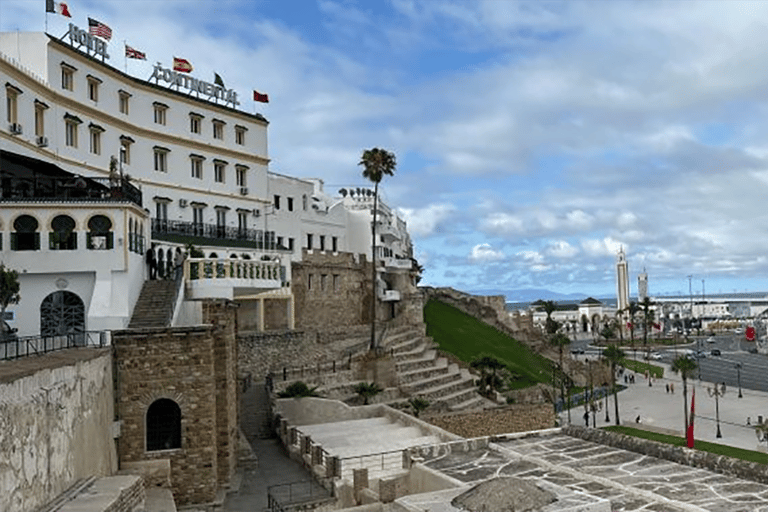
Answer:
(570, 347, 585, 355)
(706, 337, 716, 344)
(710, 349, 721, 356)
(649, 352, 663, 360)
(695, 351, 707, 359)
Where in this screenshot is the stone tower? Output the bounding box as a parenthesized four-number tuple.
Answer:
(616, 247, 629, 312)
(638, 268, 648, 302)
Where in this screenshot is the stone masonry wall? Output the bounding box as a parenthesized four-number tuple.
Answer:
(424, 405, 555, 438)
(292, 251, 371, 330)
(202, 300, 239, 488)
(0, 349, 117, 512)
(113, 327, 219, 506)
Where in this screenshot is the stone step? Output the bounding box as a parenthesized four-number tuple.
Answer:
(450, 395, 489, 412)
(401, 365, 462, 394)
(395, 350, 438, 372)
(298, 417, 393, 437)
(392, 344, 429, 362)
(128, 280, 178, 329)
(389, 335, 429, 354)
(397, 358, 451, 384)
(410, 372, 477, 402)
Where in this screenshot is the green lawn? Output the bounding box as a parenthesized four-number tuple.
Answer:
(604, 426, 768, 464)
(423, 300, 554, 389)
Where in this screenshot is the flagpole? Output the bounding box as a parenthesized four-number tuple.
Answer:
(123, 40, 127, 73)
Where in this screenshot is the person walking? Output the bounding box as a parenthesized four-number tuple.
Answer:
(174, 247, 184, 281)
(146, 247, 157, 280)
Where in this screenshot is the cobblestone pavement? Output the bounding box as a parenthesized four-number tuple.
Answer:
(419, 433, 768, 511)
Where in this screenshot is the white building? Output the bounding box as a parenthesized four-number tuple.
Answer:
(0, 28, 415, 337)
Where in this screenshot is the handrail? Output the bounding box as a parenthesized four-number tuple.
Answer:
(0, 331, 110, 361)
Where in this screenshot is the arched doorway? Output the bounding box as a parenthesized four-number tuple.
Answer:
(146, 398, 182, 451)
(40, 291, 85, 337)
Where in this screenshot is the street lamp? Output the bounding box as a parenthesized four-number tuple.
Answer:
(604, 381, 610, 423)
(708, 382, 726, 438)
(735, 363, 743, 398)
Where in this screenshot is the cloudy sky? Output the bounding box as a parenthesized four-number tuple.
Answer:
(4, 0, 768, 299)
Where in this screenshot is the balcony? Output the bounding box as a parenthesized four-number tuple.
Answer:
(0, 175, 142, 208)
(152, 218, 289, 251)
(185, 257, 283, 300)
(376, 222, 400, 242)
(379, 289, 401, 302)
(383, 257, 412, 271)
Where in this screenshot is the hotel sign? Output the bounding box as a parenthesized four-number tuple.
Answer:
(150, 63, 240, 108)
(65, 23, 109, 60)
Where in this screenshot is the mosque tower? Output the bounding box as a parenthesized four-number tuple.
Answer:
(638, 268, 648, 302)
(616, 247, 630, 312)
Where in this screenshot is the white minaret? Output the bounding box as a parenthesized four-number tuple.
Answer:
(616, 247, 629, 312)
(638, 268, 648, 302)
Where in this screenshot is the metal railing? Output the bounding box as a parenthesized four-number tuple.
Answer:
(185, 257, 280, 282)
(267, 478, 334, 512)
(0, 175, 142, 207)
(151, 218, 289, 251)
(0, 331, 110, 361)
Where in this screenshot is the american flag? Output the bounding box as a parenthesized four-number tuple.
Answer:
(125, 45, 146, 60)
(88, 18, 112, 41)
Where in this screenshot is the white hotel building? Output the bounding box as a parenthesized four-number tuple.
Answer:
(0, 29, 414, 338)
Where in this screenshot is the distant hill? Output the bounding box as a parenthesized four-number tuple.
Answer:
(471, 288, 589, 303)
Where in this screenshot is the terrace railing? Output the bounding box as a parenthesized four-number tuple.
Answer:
(0, 176, 142, 208)
(151, 218, 289, 251)
(0, 331, 110, 361)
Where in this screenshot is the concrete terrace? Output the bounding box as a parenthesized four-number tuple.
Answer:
(409, 430, 768, 511)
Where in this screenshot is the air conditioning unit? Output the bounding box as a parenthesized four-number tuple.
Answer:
(36, 135, 48, 147)
(9, 123, 22, 135)
(239, 187, 249, 196)
(252, 208, 260, 217)
(179, 199, 188, 207)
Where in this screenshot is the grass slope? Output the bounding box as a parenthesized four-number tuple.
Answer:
(605, 426, 768, 464)
(424, 300, 554, 389)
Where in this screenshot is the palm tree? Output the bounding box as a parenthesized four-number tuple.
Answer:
(602, 345, 625, 425)
(671, 355, 698, 432)
(550, 332, 572, 421)
(354, 382, 383, 405)
(471, 355, 506, 397)
(641, 297, 654, 356)
(359, 148, 397, 351)
(540, 300, 559, 335)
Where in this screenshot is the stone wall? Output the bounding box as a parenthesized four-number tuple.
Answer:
(421, 287, 535, 341)
(564, 425, 768, 484)
(0, 348, 117, 512)
(113, 304, 238, 507)
(423, 405, 555, 438)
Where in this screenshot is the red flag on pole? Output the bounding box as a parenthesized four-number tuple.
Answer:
(173, 57, 194, 73)
(686, 388, 695, 448)
(253, 90, 269, 103)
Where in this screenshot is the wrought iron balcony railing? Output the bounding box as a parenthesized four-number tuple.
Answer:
(0, 175, 142, 207)
(151, 218, 288, 251)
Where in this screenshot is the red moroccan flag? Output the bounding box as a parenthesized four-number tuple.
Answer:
(173, 57, 193, 73)
(686, 388, 695, 448)
(253, 90, 269, 103)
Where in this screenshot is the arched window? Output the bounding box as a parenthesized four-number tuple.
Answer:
(12, 215, 40, 251)
(50, 215, 77, 250)
(146, 398, 181, 451)
(40, 291, 85, 337)
(87, 215, 113, 250)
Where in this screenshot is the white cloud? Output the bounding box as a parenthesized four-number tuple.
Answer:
(469, 243, 505, 263)
(546, 241, 578, 259)
(481, 212, 525, 235)
(398, 203, 454, 237)
(581, 237, 625, 258)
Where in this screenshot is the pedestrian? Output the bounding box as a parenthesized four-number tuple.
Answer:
(624, 375, 628, 384)
(748, 417, 752, 426)
(670, 382, 674, 394)
(145, 247, 157, 280)
(174, 247, 184, 280)
(666, 383, 669, 393)
(584, 410, 590, 427)
(635, 415, 641, 424)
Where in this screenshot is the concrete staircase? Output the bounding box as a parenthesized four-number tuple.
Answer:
(128, 280, 178, 329)
(386, 328, 486, 411)
(297, 417, 440, 481)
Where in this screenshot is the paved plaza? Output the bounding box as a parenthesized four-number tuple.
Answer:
(568, 358, 768, 452)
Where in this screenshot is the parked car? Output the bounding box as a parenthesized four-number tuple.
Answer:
(710, 349, 721, 356)
(706, 337, 716, 344)
(649, 352, 663, 360)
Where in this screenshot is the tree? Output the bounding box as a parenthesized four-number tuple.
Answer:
(0, 264, 20, 320)
(471, 355, 506, 397)
(671, 355, 698, 432)
(550, 332, 572, 422)
(602, 345, 625, 426)
(359, 148, 397, 351)
(408, 397, 430, 418)
(354, 382, 383, 405)
(641, 297, 654, 355)
(626, 301, 640, 347)
(277, 381, 320, 398)
(539, 300, 559, 335)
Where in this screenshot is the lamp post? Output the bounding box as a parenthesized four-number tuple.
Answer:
(708, 382, 726, 438)
(604, 381, 610, 423)
(735, 363, 743, 398)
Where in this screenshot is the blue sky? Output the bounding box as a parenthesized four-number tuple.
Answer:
(5, 0, 768, 299)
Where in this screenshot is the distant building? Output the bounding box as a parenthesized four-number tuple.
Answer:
(638, 269, 648, 302)
(616, 247, 630, 313)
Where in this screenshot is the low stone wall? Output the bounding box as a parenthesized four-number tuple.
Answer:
(423, 405, 555, 438)
(564, 425, 768, 484)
